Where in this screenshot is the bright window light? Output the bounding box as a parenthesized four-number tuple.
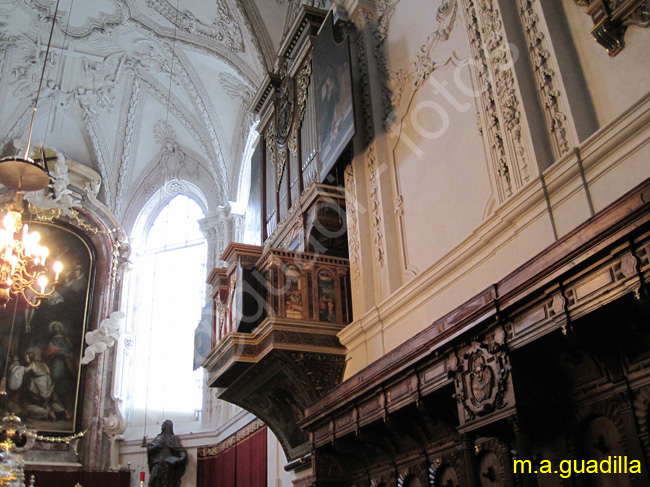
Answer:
(129, 194, 207, 425)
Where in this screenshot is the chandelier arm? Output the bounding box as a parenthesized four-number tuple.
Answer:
(23, 283, 56, 299)
(18, 291, 43, 309)
(23, 0, 62, 161)
(9, 269, 39, 288)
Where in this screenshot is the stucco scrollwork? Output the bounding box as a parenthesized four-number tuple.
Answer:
(381, 1, 459, 126)
(104, 410, 127, 470)
(344, 165, 361, 283)
(29, 0, 126, 38)
(518, 0, 573, 158)
(146, 0, 245, 53)
(219, 72, 254, 101)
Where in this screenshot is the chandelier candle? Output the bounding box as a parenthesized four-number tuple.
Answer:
(0, 192, 62, 307)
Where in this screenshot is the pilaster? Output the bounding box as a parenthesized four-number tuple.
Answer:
(199, 204, 243, 272)
(341, 1, 404, 314)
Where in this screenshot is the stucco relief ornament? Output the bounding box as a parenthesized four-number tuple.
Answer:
(219, 72, 253, 101)
(382, 0, 458, 126)
(20, 146, 81, 218)
(146, 0, 244, 52)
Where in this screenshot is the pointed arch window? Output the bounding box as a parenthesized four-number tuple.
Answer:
(128, 194, 207, 429)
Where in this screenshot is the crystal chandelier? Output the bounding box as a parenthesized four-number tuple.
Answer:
(0, 192, 62, 308)
(0, 0, 63, 308)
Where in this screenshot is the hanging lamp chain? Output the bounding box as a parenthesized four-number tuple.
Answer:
(23, 0, 61, 161)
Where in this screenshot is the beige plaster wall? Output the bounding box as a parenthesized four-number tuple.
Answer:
(561, 2, 650, 128)
(340, 1, 650, 379)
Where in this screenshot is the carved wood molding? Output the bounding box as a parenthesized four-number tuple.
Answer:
(301, 178, 650, 442)
(289, 60, 312, 156)
(265, 119, 282, 191)
(448, 329, 514, 429)
(430, 453, 463, 487)
(475, 437, 512, 487)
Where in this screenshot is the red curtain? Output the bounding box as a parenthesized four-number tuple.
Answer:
(236, 427, 267, 487)
(24, 470, 130, 487)
(198, 427, 267, 487)
(198, 445, 236, 487)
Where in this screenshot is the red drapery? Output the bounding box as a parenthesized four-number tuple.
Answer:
(198, 426, 267, 487)
(24, 470, 130, 487)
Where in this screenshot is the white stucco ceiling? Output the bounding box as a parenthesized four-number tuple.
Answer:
(0, 0, 329, 224)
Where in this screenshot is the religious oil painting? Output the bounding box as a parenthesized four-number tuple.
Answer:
(284, 265, 303, 320)
(193, 303, 214, 371)
(313, 11, 355, 180)
(0, 222, 94, 434)
(317, 269, 336, 323)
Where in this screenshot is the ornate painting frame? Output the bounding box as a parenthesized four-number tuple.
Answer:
(0, 221, 95, 434)
(313, 10, 356, 181)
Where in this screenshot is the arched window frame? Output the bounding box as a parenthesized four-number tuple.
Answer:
(118, 182, 210, 439)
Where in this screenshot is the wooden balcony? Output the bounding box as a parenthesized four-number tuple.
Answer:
(203, 245, 350, 460)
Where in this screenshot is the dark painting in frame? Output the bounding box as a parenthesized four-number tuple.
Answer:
(0, 221, 94, 434)
(313, 10, 356, 181)
(193, 302, 214, 370)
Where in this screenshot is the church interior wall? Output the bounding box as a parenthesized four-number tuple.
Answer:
(1, 1, 649, 486)
(339, 0, 650, 379)
(560, 2, 650, 126)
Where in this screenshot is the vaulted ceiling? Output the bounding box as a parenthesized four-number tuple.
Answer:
(0, 0, 330, 228)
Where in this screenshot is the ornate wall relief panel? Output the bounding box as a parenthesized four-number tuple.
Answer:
(461, 0, 532, 202)
(144, 0, 245, 53)
(518, 0, 574, 159)
(218, 72, 254, 101)
(380, 0, 459, 127)
(374, 0, 491, 277)
(448, 332, 514, 428)
(348, 14, 386, 269)
(344, 164, 362, 284)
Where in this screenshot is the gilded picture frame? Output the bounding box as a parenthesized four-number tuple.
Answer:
(0, 221, 94, 434)
(313, 11, 356, 180)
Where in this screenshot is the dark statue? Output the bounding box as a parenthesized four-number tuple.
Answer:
(147, 420, 188, 487)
